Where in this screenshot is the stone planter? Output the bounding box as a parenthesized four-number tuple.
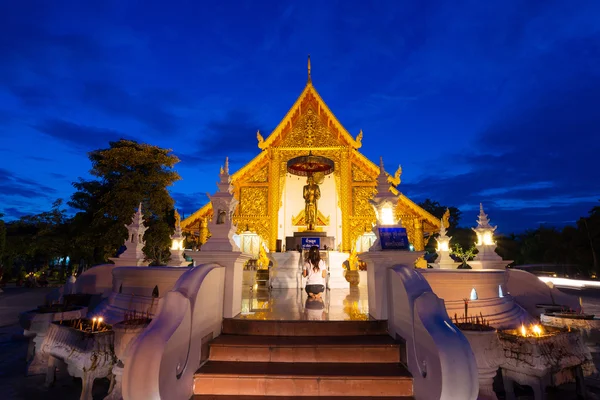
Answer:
(458, 326, 502, 400)
(343, 270, 360, 286)
(497, 327, 595, 400)
(19, 305, 87, 375)
(541, 313, 600, 353)
(42, 319, 115, 400)
(104, 318, 152, 400)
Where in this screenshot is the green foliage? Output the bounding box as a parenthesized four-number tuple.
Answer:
(451, 244, 478, 267)
(68, 139, 181, 265)
(418, 199, 462, 230)
(1, 201, 71, 277)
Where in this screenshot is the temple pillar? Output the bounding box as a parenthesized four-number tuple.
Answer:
(340, 148, 352, 252)
(267, 149, 280, 251)
(413, 218, 424, 251)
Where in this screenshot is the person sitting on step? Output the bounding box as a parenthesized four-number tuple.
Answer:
(302, 245, 327, 299)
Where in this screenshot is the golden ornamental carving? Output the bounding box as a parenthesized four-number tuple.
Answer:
(355, 130, 363, 148)
(232, 216, 270, 248)
(403, 216, 416, 247)
(388, 165, 402, 187)
(240, 187, 268, 215)
(349, 216, 376, 248)
(352, 187, 377, 217)
(257, 130, 266, 149)
(280, 107, 340, 148)
(248, 166, 268, 183)
(352, 164, 373, 182)
(291, 210, 330, 227)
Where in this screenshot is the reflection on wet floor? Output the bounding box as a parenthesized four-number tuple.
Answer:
(238, 287, 370, 321)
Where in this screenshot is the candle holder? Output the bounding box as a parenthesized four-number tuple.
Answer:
(42, 319, 115, 400)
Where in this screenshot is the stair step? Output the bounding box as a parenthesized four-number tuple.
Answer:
(194, 361, 412, 397)
(209, 335, 400, 363)
(223, 319, 388, 337)
(192, 396, 415, 399)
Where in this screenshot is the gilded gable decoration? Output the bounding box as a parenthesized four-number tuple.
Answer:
(240, 187, 268, 215)
(352, 164, 373, 182)
(181, 62, 441, 253)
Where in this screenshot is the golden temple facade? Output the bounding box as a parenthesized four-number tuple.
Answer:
(182, 65, 439, 253)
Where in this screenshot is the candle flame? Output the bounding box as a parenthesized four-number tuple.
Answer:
(92, 317, 97, 322)
(98, 317, 103, 323)
(519, 323, 545, 337)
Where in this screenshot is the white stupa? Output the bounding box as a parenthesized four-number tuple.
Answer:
(109, 203, 149, 267)
(469, 203, 512, 270)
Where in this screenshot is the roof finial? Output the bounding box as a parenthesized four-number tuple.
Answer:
(307, 54, 312, 83)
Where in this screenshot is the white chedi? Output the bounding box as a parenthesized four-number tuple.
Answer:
(431, 218, 460, 269)
(368, 157, 402, 251)
(469, 203, 512, 269)
(109, 203, 149, 267)
(202, 157, 241, 252)
(168, 209, 188, 267)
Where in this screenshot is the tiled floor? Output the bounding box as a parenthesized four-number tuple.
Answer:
(238, 286, 370, 321)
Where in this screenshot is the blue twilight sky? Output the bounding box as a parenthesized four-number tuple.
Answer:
(0, 0, 599, 234)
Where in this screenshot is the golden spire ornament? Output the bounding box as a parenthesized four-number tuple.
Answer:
(307, 54, 312, 83)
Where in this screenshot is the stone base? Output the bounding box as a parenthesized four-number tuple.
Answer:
(430, 262, 461, 269)
(327, 251, 349, 289)
(469, 260, 511, 270)
(269, 252, 302, 289)
(109, 256, 148, 267)
(285, 231, 335, 252)
(167, 251, 189, 267)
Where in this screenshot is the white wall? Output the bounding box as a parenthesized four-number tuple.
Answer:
(278, 173, 341, 247)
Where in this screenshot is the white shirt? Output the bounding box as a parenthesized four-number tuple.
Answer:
(304, 259, 326, 285)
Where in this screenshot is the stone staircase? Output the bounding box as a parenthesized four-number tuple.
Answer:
(192, 319, 414, 398)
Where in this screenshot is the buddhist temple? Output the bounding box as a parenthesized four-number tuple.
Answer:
(181, 58, 440, 260)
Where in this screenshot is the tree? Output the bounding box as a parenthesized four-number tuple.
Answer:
(451, 244, 478, 268)
(418, 199, 462, 230)
(69, 140, 181, 264)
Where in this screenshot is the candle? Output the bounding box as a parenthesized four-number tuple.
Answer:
(520, 324, 527, 337)
(98, 317, 104, 331)
(92, 317, 97, 332)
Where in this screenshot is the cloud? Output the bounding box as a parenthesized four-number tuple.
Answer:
(80, 82, 179, 134)
(180, 111, 267, 165)
(171, 191, 210, 217)
(2, 207, 31, 219)
(402, 71, 600, 232)
(0, 167, 56, 199)
(6, 85, 57, 108)
(32, 119, 135, 150)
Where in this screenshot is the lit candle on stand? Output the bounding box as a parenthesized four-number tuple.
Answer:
(92, 317, 97, 332)
(97, 317, 104, 331)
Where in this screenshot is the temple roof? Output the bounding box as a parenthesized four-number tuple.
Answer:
(255, 79, 363, 151)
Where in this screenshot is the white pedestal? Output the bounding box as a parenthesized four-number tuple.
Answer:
(360, 251, 424, 320)
(327, 252, 350, 289)
(167, 250, 189, 267)
(109, 256, 149, 267)
(470, 246, 511, 270)
(187, 251, 251, 318)
(268, 252, 302, 289)
(430, 251, 460, 269)
(469, 260, 511, 270)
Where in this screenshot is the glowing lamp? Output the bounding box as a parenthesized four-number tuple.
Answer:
(437, 237, 450, 252)
(470, 288, 478, 300)
(380, 205, 395, 225)
(171, 238, 184, 251)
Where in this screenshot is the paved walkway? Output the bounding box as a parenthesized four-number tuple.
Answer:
(238, 286, 369, 321)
